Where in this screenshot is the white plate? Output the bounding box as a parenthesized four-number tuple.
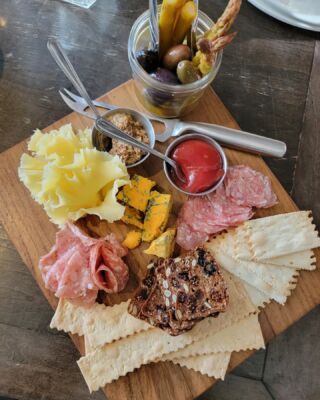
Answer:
(248, 0, 320, 32)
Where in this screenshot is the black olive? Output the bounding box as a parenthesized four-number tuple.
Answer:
(136, 49, 159, 73)
(150, 67, 179, 84)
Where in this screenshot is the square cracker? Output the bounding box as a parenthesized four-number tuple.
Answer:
(244, 211, 320, 260)
(77, 271, 255, 392)
(162, 313, 264, 360)
(171, 352, 231, 379)
(207, 237, 299, 304)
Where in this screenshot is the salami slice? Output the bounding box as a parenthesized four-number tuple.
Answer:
(90, 243, 129, 293)
(177, 165, 277, 250)
(224, 165, 277, 208)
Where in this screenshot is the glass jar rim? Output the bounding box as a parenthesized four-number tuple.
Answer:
(128, 9, 223, 94)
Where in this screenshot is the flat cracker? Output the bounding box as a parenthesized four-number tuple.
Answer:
(162, 313, 264, 360)
(50, 298, 86, 336)
(241, 281, 271, 308)
(234, 225, 253, 260)
(207, 236, 299, 304)
(233, 225, 316, 271)
(245, 211, 320, 260)
(171, 352, 231, 379)
(50, 300, 152, 349)
(83, 300, 151, 351)
(219, 251, 298, 304)
(77, 271, 255, 392)
(263, 250, 316, 270)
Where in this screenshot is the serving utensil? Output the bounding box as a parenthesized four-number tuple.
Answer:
(190, 0, 199, 56)
(149, 0, 159, 52)
(47, 39, 185, 182)
(95, 116, 186, 183)
(59, 88, 287, 158)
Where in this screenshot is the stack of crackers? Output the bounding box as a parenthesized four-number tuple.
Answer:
(50, 211, 319, 392)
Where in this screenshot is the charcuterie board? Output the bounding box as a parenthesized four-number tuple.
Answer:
(0, 79, 319, 400)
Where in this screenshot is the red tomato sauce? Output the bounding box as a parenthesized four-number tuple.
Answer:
(171, 139, 224, 193)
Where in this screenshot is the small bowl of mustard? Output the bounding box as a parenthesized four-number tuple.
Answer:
(92, 108, 155, 168)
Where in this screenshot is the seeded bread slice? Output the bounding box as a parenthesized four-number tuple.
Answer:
(128, 249, 229, 336)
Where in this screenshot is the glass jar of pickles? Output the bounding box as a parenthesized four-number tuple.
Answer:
(128, 9, 222, 118)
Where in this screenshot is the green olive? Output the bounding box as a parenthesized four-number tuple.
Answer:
(176, 60, 201, 84)
(163, 44, 191, 71)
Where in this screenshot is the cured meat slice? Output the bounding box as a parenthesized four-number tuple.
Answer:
(90, 243, 129, 293)
(176, 221, 209, 252)
(39, 222, 128, 305)
(177, 165, 277, 250)
(224, 165, 278, 208)
(176, 187, 253, 250)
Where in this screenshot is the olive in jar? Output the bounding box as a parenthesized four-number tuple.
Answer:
(163, 44, 191, 71)
(136, 49, 159, 73)
(176, 60, 201, 84)
(150, 67, 180, 85)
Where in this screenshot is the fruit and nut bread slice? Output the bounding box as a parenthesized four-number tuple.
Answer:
(128, 248, 229, 336)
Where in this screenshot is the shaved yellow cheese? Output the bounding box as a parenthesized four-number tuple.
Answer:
(18, 124, 129, 225)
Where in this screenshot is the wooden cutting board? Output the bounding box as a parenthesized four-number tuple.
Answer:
(0, 80, 319, 400)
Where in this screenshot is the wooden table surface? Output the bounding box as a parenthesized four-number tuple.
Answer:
(0, 1, 319, 400)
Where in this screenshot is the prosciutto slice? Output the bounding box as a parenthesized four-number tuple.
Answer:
(177, 165, 278, 250)
(39, 222, 128, 305)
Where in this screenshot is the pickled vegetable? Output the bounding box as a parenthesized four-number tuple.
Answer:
(163, 44, 191, 70)
(204, 0, 241, 42)
(159, 0, 186, 57)
(172, 1, 197, 46)
(176, 60, 201, 84)
(192, 0, 242, 76)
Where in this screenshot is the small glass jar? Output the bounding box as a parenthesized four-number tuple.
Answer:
(128, 9, 222, 118)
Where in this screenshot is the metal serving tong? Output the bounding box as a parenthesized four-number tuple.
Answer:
(47, 39, 186, 182)
(59, 87, 287, 158)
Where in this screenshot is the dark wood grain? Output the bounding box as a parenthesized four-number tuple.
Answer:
(0, 1, 320, 400)
(292, 41, 320, 227)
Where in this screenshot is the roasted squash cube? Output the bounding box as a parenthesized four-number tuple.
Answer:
(142, 191, 172, 242)
(144, 228, 176, 258)
(117, 174, 156, 212)
(122, 230, 142, 249)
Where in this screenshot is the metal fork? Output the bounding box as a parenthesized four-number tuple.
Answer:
(59, 88, 287, 157)
(59, 87, 178, 141)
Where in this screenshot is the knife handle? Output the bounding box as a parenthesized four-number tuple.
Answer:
(181, 122, 286, 158)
